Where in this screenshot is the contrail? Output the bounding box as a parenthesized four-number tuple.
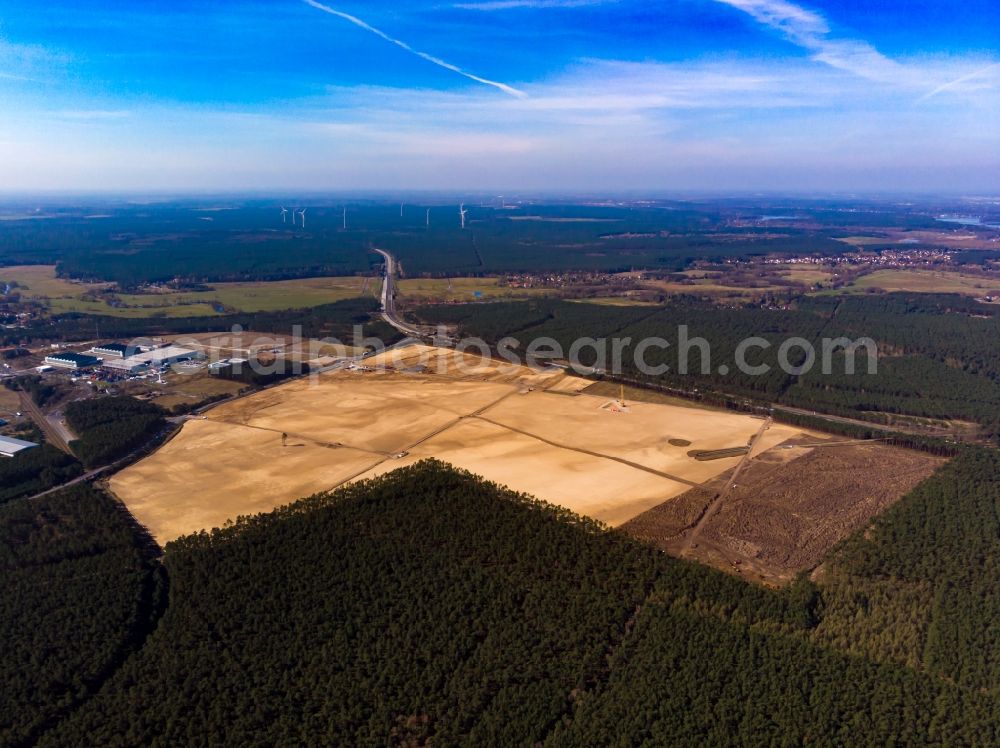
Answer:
(918, 61, 1000, 102)
(302, 0, 526, 98)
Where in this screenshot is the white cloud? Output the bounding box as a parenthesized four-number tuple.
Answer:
(301, 0, 525, 97)
(712, 0, 907, 84)
(918, 62, 1000, 102)
(0, 54, 997, 192)
(712, 0, 1000, 100)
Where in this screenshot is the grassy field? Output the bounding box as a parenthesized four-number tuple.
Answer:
(130, 373, 246, 412)
(46, 297, 222, 318)
(0, 265, 110, 298)
(0, 387, 22, 417)
(845, 269, 1000, 296)
(640, 265, 836, 298)
(777, 265, 838, 285)
(0, 265, 379, 316)
(396, 277, 549, 302)
(116, 277, 380, 313)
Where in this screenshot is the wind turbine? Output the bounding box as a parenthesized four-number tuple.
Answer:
(459, 203, 468, 230)
(291, 208, 299, 226)
(400, 202, 404, 218)
(299, 208, 307, 229)
(426, 208, 431, 228)
(342, 207, 347, 230)
(280, 207, 288, 223)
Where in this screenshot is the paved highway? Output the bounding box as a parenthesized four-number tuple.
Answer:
(372, 248, 435, 339)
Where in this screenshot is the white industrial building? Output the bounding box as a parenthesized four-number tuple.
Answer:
(44, 352, 102, 370)
(127, 345, 202, 368)
(102, 357, 151, 375)
(90, 343, 132, 358)
(100, 345, 203, 375)
(0, 435, 38, 458)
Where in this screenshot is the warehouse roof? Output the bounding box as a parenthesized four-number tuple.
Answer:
(126, 346, 200, 364)
(92, 343, 131, 356)
(45, 352, 101, 367)
(0, 435, 39, 456)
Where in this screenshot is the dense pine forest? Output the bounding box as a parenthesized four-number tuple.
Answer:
(0, 456, 995, 744)
(0, 485, 162, 746)
(0, 445, 82, 504)
(65, 396, 168, 468)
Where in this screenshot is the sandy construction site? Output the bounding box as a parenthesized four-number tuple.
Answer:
(111, 344, 810, 543)
(623, 435, 943, 585)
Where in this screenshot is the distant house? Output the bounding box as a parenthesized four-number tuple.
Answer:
(44, 352, 102, 370)
(0, 435, 38, 458)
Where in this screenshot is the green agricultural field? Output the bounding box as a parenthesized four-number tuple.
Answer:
(775, 265, 838, 285)
(1, 265, 380, 317)
(46, 297, 222, 318)
(0, 264, 111, 299)
(115, 276, 380, 314)
(396, 276, 548, 302)
(641, 265, 836, 298)
(844, 269, 1000, 297)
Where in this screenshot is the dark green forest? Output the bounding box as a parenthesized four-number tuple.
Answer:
(0, 457, 994, 745)
(4, 297, 399, 347)
(0, 445, 82, 504)
(417, 294, 1000, 436)
(0, 203, 861, 284)
(65, 396, 168, 469)
(0, 484, 162, 747)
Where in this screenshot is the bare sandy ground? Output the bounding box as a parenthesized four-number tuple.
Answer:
(207, 373, 513, 454)
(355, 418, 691, 527)
(110, 419, 382, 542)
(482, 391, 801, 486)
(112, 346, 812, 543)
(367, 344, 567, 388)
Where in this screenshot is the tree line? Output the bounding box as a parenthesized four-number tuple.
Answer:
(417, 295, 1000, 438)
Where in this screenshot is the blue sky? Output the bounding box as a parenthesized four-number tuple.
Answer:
(0, 0, 997, 192)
